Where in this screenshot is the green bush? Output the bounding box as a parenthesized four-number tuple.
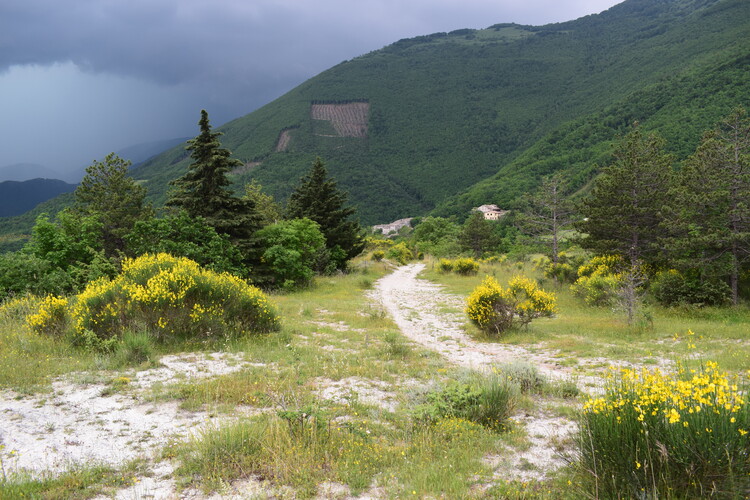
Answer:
(650, 269, 730, 307)
(386, 242, 414, 265)
(255, 218, 326, 289)
(126, 211, 245, 276)
(414, 375, 519, 431)
(495, 362, 546, 394)
(66, 253, 279, 345)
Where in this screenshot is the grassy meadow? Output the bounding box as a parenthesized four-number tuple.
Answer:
(0, 255, 748, 498)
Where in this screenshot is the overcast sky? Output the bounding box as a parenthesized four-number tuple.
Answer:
(0, 0, 622, 175)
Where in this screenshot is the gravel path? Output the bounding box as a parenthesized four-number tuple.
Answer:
(370, 262, 579, 482)
(372, 263, 569, 377)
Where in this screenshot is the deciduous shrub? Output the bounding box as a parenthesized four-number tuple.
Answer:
(451, 258, 479, 276)
(579, 350, 750, 498)
(371, 250, 385, 262)
(255, 218, 326, 289)
(540, 251, 586, 284)
(466, 275, 557, 335)
(69, 253, 279, 344)
(650, 269, 730, 307)
(386, 242, 414, 265)
(437, 258, 454, 273)
(438, 258, 479, 275)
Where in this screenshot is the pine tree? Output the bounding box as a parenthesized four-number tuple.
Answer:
(167, 110, 261, 254)
(577, 125, 673, 268)
(669, 107, 750, 304)
(75, 152, 152, 257)
(286, 158, 364, 270)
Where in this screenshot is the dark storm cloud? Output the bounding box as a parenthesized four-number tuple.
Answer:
(0, 0, 620, 173)
(1, 0, 620, 103)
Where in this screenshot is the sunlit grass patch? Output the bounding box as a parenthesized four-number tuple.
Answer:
(0, 296, 95, 392)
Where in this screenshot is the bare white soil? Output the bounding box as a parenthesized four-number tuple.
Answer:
(0, 353, 264, 499)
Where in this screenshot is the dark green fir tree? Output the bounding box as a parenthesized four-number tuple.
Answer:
(167, 110, 261, 260)
(669, 107, 750, 304)
(577, 124, 673, 268)
(286, 157, 364, 270)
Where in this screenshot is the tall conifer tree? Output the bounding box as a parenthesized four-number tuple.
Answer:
(577, 125, 673, 268)
(669, 107, 750, 304)
(75, 152, 152, 257)
(287, 158, 364, 270)
(167, 110, 261, 257)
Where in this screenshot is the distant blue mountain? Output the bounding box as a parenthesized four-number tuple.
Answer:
(62, 137, 191, 183)
(0, 163, 62, 182)
(0, 178, 77, 217)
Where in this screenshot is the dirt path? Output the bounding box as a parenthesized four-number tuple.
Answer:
(372, 263, 574, 377)
(371, 263, 579, 482)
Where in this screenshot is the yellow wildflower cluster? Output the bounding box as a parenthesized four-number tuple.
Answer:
(0, 295, 42, 321)
(584, 361, 746, 429)
(466, 275, 556, 335)
(26, 295, 68, 336)
(580, 351, 750, 498)
(479, 255, 507, 265)
(71, 253, 279, 341)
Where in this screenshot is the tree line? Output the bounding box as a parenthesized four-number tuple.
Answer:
(0, 110, 365, 300)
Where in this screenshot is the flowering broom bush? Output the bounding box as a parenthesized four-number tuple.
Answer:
(465, 275, 556, 335)
(438, 258, 479, 275)
(579, 342, 750, 498)
(68, 253, 279, 343)
(570, 254, 623, 306)
(26, 295, 69, 336)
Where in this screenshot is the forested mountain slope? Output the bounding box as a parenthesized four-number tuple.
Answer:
(130, 0, 748, 224)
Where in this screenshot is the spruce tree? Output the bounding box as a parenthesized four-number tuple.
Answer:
(286, 158, 364, 270)
(669, 107, 750, 304)
(577, 125, 673, 268)
(167, 110, 261, 256)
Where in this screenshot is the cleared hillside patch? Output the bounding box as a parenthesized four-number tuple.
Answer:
(310, 101, 369, 138)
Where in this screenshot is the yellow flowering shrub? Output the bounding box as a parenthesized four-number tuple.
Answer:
(466, 275, 557, 335)
(570, 254, 623, 306)
(71, 253, 279, 342)
(580, 343, 750, 498)
(437, 258, 454, 273)
(451, 258, 479, 276)
(0, 295, 42, 321)
(438, 258, 479, 275)
(26, 295, 68, 336)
